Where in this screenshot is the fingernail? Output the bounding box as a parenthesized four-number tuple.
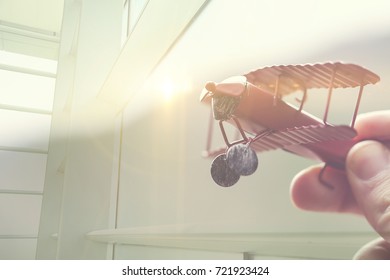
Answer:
(347, 141, 389, 181)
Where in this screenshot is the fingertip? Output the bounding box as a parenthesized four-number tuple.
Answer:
(290, 165, 340, 212)
(354, 110, 390, 140)
(346, 140, 390, 238)
(290, 166, 321, 210)
(353, 238, 390, 260)
(290, 165, 360, 214)
(347, 141, 390, 181)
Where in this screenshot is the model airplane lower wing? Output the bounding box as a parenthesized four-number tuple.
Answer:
(250, 124, 357, 152)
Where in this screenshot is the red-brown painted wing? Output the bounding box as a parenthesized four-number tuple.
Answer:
(250, 124, 357, 152)
(244, 62, 380, 96)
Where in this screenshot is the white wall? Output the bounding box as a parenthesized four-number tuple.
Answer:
(114, 0, 390, 259)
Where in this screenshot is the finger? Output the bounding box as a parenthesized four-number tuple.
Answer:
(355, 110, 390, 141)
(347, 140, 390, 242)
(353, 237, 390, 260)
(290, 164, 361, 214)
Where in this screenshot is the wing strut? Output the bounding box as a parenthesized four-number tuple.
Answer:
(323, 67, 337, 124)
(351, 84, 364, 128)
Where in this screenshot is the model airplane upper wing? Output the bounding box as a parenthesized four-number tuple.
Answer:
(244, 62, 380, 96)
(250, 124, 357, 152)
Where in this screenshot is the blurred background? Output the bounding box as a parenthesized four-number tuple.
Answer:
(0, 0, 389, 259)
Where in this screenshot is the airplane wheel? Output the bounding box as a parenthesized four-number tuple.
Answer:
(210, 154, 240, 187)
(226, 143, 258, 176)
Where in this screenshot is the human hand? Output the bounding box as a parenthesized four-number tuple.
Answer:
(290, 111, 390, 259)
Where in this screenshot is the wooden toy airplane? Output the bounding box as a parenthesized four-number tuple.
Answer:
(200, 62, 380, 187)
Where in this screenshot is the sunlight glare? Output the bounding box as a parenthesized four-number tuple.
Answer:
(162, 78, 175, 102)
(142, 70, 193, 104)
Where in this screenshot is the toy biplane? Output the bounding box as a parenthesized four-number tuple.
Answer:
(200, 62, 380, 187)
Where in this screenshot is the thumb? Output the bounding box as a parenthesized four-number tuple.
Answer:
(346, 140, 390, 241)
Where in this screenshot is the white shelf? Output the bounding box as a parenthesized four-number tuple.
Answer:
(87, 227, 378, 259)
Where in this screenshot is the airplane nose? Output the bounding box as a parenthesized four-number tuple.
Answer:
(205, 81, 217, 93)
